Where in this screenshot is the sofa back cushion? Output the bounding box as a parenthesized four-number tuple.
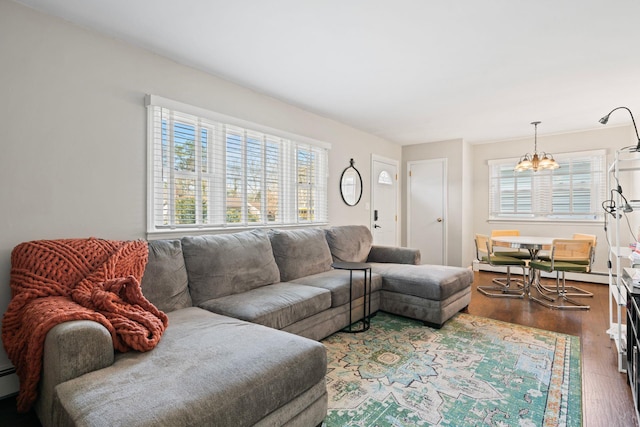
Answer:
(182, 230, 281, 305)
(141, 240, 192, 313)
(269, 228, 333, 282)
(325, 225, 373, 263)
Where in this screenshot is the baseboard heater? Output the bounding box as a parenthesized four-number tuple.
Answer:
(0, 366, 16, 378)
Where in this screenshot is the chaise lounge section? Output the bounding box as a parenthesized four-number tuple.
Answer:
(325, 225, 472, 329)
(19, 225, 473, 426)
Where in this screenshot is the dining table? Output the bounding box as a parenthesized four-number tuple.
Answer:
(491, 235, 558, 307)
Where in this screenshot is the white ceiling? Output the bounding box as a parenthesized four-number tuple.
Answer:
(14, 0, 640, 145)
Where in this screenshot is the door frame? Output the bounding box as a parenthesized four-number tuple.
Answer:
(407, 158, 448, 265)
(370, 154, 400, 246)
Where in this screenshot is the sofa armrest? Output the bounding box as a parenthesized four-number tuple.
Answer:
(367, 245, 421, 265)
(35, 320, 114, 427)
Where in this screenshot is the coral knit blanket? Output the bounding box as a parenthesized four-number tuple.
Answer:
(1, 238, 169, 413)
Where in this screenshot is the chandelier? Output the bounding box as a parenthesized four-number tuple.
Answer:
(514, 121, 560, 172)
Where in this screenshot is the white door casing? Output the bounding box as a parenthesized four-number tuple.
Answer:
(407, 158, 447, 265)
(371, 155, 399, 246)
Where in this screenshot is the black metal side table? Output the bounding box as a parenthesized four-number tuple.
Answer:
(332, 261, 372, 333)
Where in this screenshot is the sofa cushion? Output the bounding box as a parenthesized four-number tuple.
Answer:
(141, 240, 192, 313)
(367, 245, 421, 265)
(289, 270, 383, 307)
(370, 263, 473, 300)
(199, 283, 331, 330)
(325, 225, 372, 263)
(269, 228, 333, 282)
(52, 308, 327, 427)
(182, 230, 281, 306)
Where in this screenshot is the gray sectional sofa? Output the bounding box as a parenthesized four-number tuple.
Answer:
(34, 225, 472, 427)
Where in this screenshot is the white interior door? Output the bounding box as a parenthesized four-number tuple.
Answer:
(408, 158, 447, 265)
(371, 156, 398, 246)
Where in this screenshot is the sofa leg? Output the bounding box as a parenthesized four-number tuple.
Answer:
(423, 320, 443, 329)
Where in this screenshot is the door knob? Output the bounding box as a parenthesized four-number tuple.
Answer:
(437, 218, 443, 223)
(374, 224, 382, 229)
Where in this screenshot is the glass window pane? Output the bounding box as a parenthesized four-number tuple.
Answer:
(297, 148, 312, 221)
(298, 186, 313, 221)
(226, 132, 243, 223)
(266, 140, 280, 222)
(378, 170, 392, 185)
(298, 149, 311, 184)
(161, 119, 169, 170)
(174, 122, 196, 172)
(175, 178, 196, 224)
(161, 178, 169, 225)
(201, 179, 209, 223)
(246, 136, 263, 224)
(201, 128, 208, 173)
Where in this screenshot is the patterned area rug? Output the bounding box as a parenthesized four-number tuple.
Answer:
(322, 312, 581, 427)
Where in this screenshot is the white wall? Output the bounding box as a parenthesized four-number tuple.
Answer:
(470, 125, 638, 274)
(0, 0, 401, 396)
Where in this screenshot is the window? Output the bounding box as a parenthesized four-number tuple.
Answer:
(378, 170, 393, 185)
(488, 150, 606, 221)
(146, 95, 329, 234)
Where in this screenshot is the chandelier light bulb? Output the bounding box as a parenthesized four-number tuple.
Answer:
(514, 121, 559, 172)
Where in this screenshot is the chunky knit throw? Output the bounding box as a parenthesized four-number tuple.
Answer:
(1, 238, 169, 413)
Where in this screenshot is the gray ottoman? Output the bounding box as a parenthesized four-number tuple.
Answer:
(370, 263, 473, 328)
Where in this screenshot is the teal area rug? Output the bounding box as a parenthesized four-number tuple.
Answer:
(322, 312, 581, 427)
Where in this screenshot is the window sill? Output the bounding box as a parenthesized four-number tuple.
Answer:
(488, 218, 604, 225)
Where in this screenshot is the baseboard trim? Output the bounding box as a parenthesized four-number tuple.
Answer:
(0, 372, 19, 399)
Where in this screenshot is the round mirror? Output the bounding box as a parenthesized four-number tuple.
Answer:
(340, 159, 362, 206)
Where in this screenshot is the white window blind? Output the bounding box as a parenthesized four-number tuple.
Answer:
(488, 150, 606, 221)
(146, 95, 330, 233)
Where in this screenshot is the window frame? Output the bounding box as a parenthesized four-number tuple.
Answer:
(146, 95, 330, 237)
(488, 149, 607, 223)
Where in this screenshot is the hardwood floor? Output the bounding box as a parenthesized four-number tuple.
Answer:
(0, 394, 39, 427)
(0, 270, 637, 426)
(468, 271, 637, 426)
